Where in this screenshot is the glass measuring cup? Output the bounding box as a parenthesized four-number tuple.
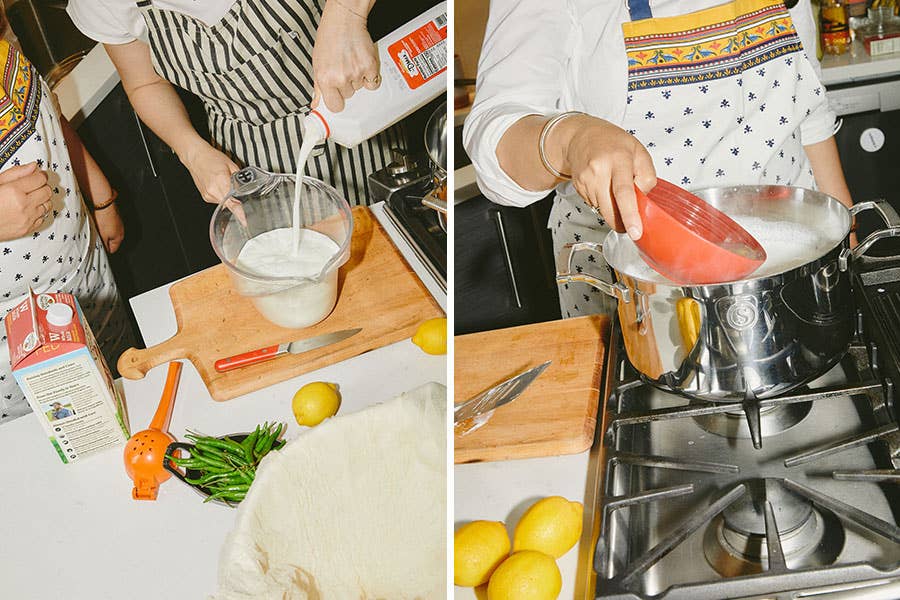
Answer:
(210, 167, 354, 329)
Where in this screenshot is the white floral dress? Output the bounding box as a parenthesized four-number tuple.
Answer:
(0, 41, 131, 423)
(553, 0, 830, 317)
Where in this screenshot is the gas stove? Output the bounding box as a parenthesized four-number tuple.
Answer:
(585, 264, 900, 599)
(369, 150, 447, 293)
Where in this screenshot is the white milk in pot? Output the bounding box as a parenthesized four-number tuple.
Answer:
(622, 216, 843, 284)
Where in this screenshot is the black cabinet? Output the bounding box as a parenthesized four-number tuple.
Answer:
(834, 108, 900, 257)
(76, 84, 218, 343)
(454, 195, 561, 335)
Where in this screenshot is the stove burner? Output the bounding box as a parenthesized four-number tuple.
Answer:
(693, 401, 812, 440)
(383, 189, 446, 290)
(590, 316, 900, 599)
(703, 480, 845, 577)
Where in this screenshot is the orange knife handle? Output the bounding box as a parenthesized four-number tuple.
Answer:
(214, 345, 282, 372)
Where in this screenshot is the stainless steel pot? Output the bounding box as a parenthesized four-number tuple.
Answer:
(422, 102, 447, 232)
(557, 186, 900, 403)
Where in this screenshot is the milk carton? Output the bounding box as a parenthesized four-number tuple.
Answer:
(305, 2, 447, 147)
(5, 290, 129, 463)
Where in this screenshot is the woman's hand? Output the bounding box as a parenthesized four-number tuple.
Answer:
(311, 0, 379, 113)
(551, 115, 656, 240)
(0, 162, 52, 242)
(93, 204, 125, 253)
(179, 140, 240, 203)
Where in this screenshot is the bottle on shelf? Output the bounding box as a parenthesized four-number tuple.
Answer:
(821, 0, 852, 55)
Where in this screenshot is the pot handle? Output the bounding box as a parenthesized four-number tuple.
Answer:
(555, 242, 631, 303)
(841, 200, 900, 269)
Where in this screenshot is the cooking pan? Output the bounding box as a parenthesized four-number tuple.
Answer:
(423, 101, 447, 232)
(557, 186, 900, 402)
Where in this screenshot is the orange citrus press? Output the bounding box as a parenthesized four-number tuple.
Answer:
(123, 362, 182, 500)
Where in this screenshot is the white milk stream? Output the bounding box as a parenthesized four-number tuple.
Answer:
(235, 131, 340, 329)
(291, 134, 322, 254)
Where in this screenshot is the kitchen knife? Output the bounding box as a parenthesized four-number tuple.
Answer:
(454, 360, 551, 424)
(214, 328, 362, 373)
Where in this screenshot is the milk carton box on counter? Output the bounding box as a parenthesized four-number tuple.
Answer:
(5, 290, 129, 463)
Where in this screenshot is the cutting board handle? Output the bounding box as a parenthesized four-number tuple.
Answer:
(117, 337, 186, 380)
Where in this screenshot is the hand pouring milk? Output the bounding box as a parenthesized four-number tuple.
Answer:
(230, 3, 447, 328)
(304, 2, 447, 147)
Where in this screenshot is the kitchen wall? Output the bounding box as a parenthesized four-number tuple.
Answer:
(455, 0, 489, 80)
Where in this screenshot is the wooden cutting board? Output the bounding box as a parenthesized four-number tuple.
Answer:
(118, 207, 443, 400)
(454, 315, 609, 463)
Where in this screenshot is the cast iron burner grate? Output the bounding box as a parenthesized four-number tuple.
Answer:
(590, 317, 900, 600)
(383, 185, 447, 291)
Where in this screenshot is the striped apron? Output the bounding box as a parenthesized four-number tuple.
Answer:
(135, 0, 405, 205)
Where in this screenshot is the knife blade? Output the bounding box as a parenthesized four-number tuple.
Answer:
(454, 361, 551, 424)
(214, 328, 362, 373)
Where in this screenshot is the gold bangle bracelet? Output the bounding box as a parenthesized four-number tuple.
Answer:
(538, 111, 584, 180)
(92, 189, 118, 212)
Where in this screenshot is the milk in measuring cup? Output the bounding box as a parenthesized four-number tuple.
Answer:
(233, 134, 343, 328)
(235, 227, 340, 329)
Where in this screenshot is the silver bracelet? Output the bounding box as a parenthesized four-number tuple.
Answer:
(538, 111, 584, 180)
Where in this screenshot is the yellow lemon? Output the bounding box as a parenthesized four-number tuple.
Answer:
(412, 317, 447, 355)
(291, 382, 341, 427)
(486, 550, 561, 600)
(512, 496, 583, 559)
(454, 520, 510, 587)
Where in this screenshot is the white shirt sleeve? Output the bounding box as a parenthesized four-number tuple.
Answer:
(791, 0, 838, 145)
(462, 0, 575, 208)
(67, 0, 147, 45)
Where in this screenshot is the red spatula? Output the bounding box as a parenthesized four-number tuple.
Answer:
(633, 179, 766, 284)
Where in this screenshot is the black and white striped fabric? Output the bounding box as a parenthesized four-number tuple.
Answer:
(135, 0, 405, 205)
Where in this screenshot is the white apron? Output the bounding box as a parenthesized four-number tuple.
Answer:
(552, 0, 826, 317)
(0, 41, 131, 423)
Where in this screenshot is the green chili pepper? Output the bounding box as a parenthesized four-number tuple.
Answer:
(254, 431, 276, 456)
(241, 426, 261, 461)
(168, 456, 206, 469)
(192, 454, 233, 470)
(178, 422, 290, 505)
(270, 422, 284, 444)
(194, 439, 247, 462)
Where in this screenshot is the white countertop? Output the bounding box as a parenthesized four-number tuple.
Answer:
(454, 449, 601, 600)
(821, 40, 900, 86)
(0, 278, 445, 599)
(54, 44, 120, 128)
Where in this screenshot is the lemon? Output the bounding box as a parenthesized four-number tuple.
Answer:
(486, 550, 561, 600)
(291, 381, 341, 427)
(411, 317, 447, 355)
(454, 520, 510, 587)
(513, 496, 583, 559)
